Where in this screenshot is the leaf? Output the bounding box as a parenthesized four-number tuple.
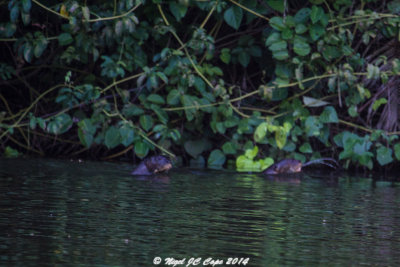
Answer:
(139, 115, 153, 131)
(348, 105, 358, 117)
(21, 12, 30, 25)
(281, 28, 293, 40)
(372, 98, 387, 111)
(78, 119, 96, 134)
(211, 66, 223, 76)
(222, 142, 237, 155)
(283, 121, 292, 133)
(294, 8, 311, 23)
(220, 48, 231, 64)
(169, 2, 187, 21)
(245, 146, 259, 159)
(216, 122, 226, 134)
(299, 143, 313, 153)
(5, 22, 17, 37)
(295, 65, 303, 88)
(82, 6, 90, 20)
(167, 89, 180, 105)
(207, 149, 226, 169)
(266, 0, 284, 13)
(148, 76, 158, 90)
(181, 95, 196, 121)
(194, 76, 206, 94)
(254, 122, 268, 143)
(272, 86, 288, 101)
(272, 50, 289, 60)
(236, 154, 274, 172)
(305, 116, 321, 137)
(34, 39, 48, 58)
(367, 64, 380, 79)
(47, 113, 72, 135)
(147, 94, 165, 105)
(275, 62, 291, 79)
(123, 104, 144, 117)
(184, 139, 209, 158)
(10, 6, 19, 23)
(29, 117, 36, 130)
(156, 72, 168, 84)
(236, 155, 255, 171)
(152, 104, 169, 124)
(4, 146, 20, 158)
(260, 157, 274, 170)
(320, 106, 339, 123)
(23, 45, 33, 63)
(60, 5, 69, 17)
(377, 147, 393, 166)
(78, 128, 93, 147)
(359, 154, 373, 169)
(58, 33, 73, 46)
(309, 24, 325, 41)
(238, 51, 250, 67)
(266, 32, 281, 46)
(275, 126, 287, 149)
(224, 6, 243, 30)
(119, 124, 134, 147)
(224, 116, 239, 128)
(269, 40, 287, 51)
(269, 16, 286, 31)
(394, 143, 400, 160)
(293, 36, 311, 56)
(37, 117, 46, 130)
(310, 5, 323, 24)
(322, 46, 341, 61)
(295, 24, 308, 34)
(21, 0, 32, 13)
(104, 126, 120, 149)
(134, 140, 149, 159)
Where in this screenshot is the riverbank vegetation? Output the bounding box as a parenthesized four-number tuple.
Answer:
(1, 0, 400, 171)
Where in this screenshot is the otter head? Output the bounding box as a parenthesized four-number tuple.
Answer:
(144, 155, 172, 174)
(264, 159, 302, 175)
(287, 159, 302, 173)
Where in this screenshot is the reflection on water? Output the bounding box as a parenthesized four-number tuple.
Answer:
(1, 158, 400, 266)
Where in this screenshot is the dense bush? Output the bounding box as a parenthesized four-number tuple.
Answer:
(1, 0, 400, 171)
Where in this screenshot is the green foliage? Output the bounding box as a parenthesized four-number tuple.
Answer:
(372, 98, 388, 111)
(224, 6, 243, 30)
(236, 146, 274, 172)
(266, 1, 285, 13)
(0, 63, 15, 80)
(78, 119, 96, 147)
(0, 0, 399, 171)
(207, 149, 226, 169)
(47, 114, 72, 135)
(105, 126, 120, 149)
(4, 146, 20, 158)
(184, 139, 211, 158)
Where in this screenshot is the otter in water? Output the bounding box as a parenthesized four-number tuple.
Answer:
(131, 155, 172, 175)
(263, 158, 338, 175)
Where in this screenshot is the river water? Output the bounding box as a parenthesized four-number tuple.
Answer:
(1, 158, 400, 266)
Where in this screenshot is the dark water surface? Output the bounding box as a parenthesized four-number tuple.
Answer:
(1, 158, 400, 266)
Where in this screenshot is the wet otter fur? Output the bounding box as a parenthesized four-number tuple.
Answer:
(263, 158, 338, 175)
(131, 155, 172, 175)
